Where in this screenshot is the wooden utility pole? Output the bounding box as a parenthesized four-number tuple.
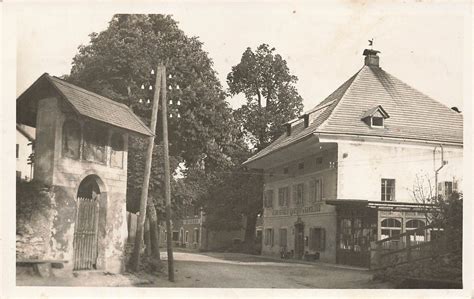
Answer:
(161, 66, 175, 282)
(130, 66, 162, 272)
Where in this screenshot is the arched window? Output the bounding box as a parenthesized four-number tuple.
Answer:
(406, 219, 426, 243)
(380, 218, 402, 239)
(110, 132, 124, 168)
(83, 123, 107, 163)
(62, 119, 81, 159)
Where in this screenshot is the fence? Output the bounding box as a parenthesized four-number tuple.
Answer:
(370, 220, 459, 270)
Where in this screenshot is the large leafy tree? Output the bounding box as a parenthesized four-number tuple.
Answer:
(215, 44, 303, 249)
(67, 14, 239, 258)
(69, 14, 237, 168)
(227, 44, 304, 150)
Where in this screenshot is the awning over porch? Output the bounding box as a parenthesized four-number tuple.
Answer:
(326, 199, 436, 212)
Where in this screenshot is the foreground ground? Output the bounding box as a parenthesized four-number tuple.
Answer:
(17, 250, 393, 288)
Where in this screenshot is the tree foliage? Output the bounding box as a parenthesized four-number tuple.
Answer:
(69, 14, 237, 168)
(227, 44, 304, 149)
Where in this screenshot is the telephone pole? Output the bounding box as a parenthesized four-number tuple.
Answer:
(130, 66, 162, 272)
(161, 66, 175, 282)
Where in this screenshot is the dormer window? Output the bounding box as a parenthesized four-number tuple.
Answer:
(371, 116, 384, 127)
(361, 105, 389, 129)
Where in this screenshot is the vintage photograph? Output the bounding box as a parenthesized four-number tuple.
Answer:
(4, 0, 471, 296)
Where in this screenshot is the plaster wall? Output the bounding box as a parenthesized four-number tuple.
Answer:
(261, 149, 338, 263)
(336, 140, 463, 202)
(32, 96, 130, 273)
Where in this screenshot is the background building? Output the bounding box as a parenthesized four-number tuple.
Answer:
(16, 124, 35, 181)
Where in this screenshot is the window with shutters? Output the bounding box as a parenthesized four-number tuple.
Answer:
(278, 187, 289, 207)
(264, 228, 274, 246)
(438, 181, 457, 198)
(264, 190, 274, 208)
(309, 227, 325, 251)
(293, 183, 305, 205)
(309, 178, 323, 202)
(279, 228, 287, 248)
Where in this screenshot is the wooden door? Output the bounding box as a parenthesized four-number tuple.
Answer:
(73, 197, 100, 270)
(295, 224, 305, 259)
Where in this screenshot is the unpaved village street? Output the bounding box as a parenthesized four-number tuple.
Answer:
(17, 251, 393, 288)
(150, 251, 392, 288)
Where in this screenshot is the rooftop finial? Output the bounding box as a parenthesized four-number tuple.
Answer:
(368, 38, 374, 49)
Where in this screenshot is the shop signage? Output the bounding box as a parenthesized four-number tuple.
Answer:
(270, 204, 322, 217)
(183, 218, 201, 225)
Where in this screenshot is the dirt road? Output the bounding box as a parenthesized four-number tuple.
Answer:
(150, 251, 392, 288)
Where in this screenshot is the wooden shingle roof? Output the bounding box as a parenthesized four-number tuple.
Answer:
(17, 73, 153, 137)
(245, 61, 463, 166)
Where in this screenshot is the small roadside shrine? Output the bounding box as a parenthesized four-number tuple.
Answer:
(16, 73, 153, 273)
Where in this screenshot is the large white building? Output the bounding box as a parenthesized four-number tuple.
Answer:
(244, 49, 463, 267)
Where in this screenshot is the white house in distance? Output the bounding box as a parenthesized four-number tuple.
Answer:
(16, 124, 35, 181)
(244, 49, 463, 268)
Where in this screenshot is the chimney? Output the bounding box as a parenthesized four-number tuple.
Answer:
(363, 49, 380, 67)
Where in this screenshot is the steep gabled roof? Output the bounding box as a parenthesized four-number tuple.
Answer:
(17, 73, 153, 137)
(245, 56, 463, 166)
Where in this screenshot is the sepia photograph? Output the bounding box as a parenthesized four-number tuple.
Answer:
(2, 0, 472, 298)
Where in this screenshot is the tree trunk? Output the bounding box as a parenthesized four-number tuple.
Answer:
(147, 202, 161, 259)
(144, 218, 152, 256)
(243, 212, 258, 253)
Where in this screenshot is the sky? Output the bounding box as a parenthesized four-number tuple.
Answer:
(13, 0, 470, 112)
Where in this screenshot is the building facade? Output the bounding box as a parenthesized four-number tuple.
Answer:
(16, 73, 153, 272)
(244, 49, 463, 267)
(158, 204, 245, 251)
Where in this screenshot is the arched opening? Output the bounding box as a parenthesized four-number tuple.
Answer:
(73, 174, 107, 270)
(406, 219, 426, 244)
(381, 218, 402, 249)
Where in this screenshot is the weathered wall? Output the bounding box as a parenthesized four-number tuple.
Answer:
(16, 189, 56, 260)
(31, 96, 130, 273)
(336, 139, 463, 202)
(261, 148, 338, 262)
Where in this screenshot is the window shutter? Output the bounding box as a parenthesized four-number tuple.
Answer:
(453, 180, 458, 192)
(286, 187, 290, 206)
(309, 179, 315, 203)
(319, 179, 323, 201)
(301, 183, 306, 205)
(320, 228, 326, 251)
(292, 185, 297, 204)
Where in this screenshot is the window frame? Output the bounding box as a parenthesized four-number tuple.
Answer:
(371, 116, 384, 128)
(264, 228, 274, 247)
(381, 178, 396, 201)
(310, 178, 323, 202)
(278, 186, 289, 207)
